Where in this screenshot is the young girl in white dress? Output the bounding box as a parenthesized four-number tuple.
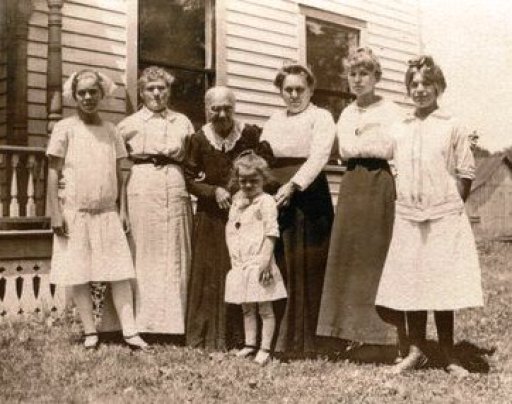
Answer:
(47, 70, 148, 350)
(376, 56, 483, 376)
(224, 151, 287, 365)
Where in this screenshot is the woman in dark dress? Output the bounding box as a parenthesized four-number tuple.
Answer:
(316, 48, 405, 360)
(185, 86, 270, 350)
(261, 64, 336, 354)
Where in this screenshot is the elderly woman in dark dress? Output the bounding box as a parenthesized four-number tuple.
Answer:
(185, 86, 271, 350)
(261, 64, 336, 355)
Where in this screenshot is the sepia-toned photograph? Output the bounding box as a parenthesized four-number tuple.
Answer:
(0, 0, 510, 402)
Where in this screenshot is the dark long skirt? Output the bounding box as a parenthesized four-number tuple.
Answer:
(185, 209, 243, 350)
(272, 171, 334, 353)
(316, 158, 398, 345)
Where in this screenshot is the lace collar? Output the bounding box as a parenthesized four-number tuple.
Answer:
(203, 121, 244, 152)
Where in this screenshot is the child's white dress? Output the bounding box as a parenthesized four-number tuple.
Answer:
(376, 110, 483, 310)
(225, 192, 287, 304)
(46, 116, 135, 285)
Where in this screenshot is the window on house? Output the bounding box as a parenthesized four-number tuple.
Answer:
(139, 0, 215, 129)
(305, 17, 359, 121)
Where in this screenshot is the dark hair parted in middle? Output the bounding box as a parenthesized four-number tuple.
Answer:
(273, 63, 316, 90)
(405, 55, 447, 95)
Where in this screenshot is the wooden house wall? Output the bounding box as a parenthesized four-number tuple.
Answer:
(24, 0, 421, 141)
(221, 0, 421, 126)
(0, 0, 7, 142)
(27, 0, 129, 147)
(468, 163, 512, 240)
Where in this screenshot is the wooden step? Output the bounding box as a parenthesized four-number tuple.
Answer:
(0, 217, 51, 231)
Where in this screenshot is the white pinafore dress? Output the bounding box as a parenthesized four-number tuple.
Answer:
(225, 193, 287, 304)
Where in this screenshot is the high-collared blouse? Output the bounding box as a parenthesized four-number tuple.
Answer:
(117, 106, 195, 161)
(260, 103, 336, 190)
(337, 98, 404, 160)
(392, 109, 475, 222)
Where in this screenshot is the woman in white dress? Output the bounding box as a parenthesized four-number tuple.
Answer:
(118, 66, 194, 336)
(376, 56, 483, 376)
(47, 70, 147, 350)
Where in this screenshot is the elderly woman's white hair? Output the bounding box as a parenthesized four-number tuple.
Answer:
(204, 86, 237, 108)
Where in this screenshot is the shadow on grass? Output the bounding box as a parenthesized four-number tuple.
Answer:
(95, 331, 186, 347)
(340, 339, 495, 373)
(275, 339, 495, 374)
(424, 339, 495, 374)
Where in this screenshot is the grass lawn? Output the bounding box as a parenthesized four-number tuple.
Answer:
(1, 242, 511, 403)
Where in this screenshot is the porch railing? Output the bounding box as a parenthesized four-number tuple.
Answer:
(0, 145, 49, 224)
(0, 145, 60, 318)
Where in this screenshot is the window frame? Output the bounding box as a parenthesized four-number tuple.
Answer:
(299, 6, 367, 168)
(127, 0, 216, 125)
(299, 6, 367, 118)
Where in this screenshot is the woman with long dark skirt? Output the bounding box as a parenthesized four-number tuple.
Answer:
(261, 63, 336, 355)
(316, 48, 406, 361)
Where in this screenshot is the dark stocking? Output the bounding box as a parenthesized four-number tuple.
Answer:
(435, 310, 455, 362)
(407, 310, 427, 348)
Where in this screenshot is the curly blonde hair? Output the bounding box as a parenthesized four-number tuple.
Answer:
(229, 150, 271, 191)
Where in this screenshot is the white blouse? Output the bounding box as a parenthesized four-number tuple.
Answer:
(337, 98, 404, 160)
(261, 104, 336, 190)
(392, 109, 476, 222)
(118, 106, 194, 161)
(46, 116, 126, 211)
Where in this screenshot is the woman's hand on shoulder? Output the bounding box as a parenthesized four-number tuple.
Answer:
(215, 187, 231, 210)
(274, 181, 298, 208)
(51, 212, 68, 238)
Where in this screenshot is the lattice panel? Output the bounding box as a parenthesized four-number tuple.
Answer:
(0, 260, 66, 318)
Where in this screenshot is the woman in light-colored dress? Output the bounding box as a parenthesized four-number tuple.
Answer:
(261, 63, 336, 354)
(118, 66, 194, 335)
(317, 48, 406, 356)
(47, 70, 147, 350)
(376, 56, 483, 376)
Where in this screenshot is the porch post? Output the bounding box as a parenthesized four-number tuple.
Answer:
(47, 0, 63, 135)
(6, 0, 31, 146)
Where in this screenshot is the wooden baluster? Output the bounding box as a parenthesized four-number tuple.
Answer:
(9, 154, 19, 217)
(26, 154, 36, 217)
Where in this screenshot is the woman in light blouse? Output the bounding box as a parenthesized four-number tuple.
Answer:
(118, 66, 194, 338)
(317, 48, 406, 358)
(376, 56, 483, 376)
(261, 63, 336, 355)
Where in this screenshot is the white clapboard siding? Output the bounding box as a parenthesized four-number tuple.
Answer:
(27, 0, 128, 146)
(224, 0, 421, 123)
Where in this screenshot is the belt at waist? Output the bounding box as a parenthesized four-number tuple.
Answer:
(77, 206, 117, 214)
(129, 155, 181, 167)
(272, 157, 307, 169)
(347, 158, 389, 171)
